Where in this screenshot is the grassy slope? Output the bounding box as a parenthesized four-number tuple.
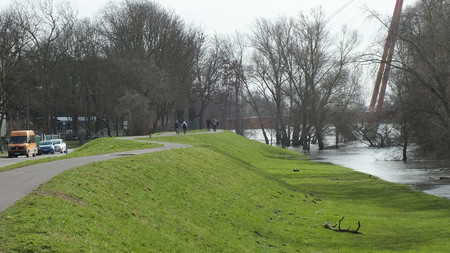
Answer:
(71, 137, 164, 156)
(0, 132, 449, 252)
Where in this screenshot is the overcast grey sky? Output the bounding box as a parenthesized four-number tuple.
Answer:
(1, 0, 410, 42)
(72, 0, 400, 38)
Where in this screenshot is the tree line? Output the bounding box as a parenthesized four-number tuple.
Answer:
(0, 0, 448, 158)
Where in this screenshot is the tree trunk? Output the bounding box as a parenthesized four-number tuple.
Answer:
(276, 130, 282, 145)
(115, 115, 119, 137)
(317, 131, 325, 150)
(199, 107, 204, 130)
(291, 112, 301, 146)
(73, 113, 79, 135)
(403, 141, 407, 162)
(292, 125, 301, 146)
(261, 128, 269, 145)
(402, 124, 408, 161)
(335, 128, 339, 148)
(234, 87, 243, 135)
(302, 117, 309, 150)
(256, 115, 269, 145)
(281, 126, 290, 148)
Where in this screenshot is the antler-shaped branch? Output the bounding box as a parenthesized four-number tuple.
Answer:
(325, 217, 364, 234)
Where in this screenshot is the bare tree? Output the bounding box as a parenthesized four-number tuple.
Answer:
(242, 75, 273, 144)
(248, 9, 360, 149)
(220, 33, 247, 136)
(193, 35, 223, 129)
(329, 71, 362, 147)
(388, 69, 415, 161)
(0, 7, 30, 134)
(289, 9, 359, 150)
(99, 0, 202, 134)
(391, 0, 450, 157)
(251, 17, 292, 147)
(13, 0, 76, 133)
(67, 18, 103, 136)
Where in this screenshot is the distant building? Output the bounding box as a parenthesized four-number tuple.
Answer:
(56, 117, 91, 134)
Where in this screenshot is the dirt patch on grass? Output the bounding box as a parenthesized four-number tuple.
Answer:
(34, 190, 87, 206)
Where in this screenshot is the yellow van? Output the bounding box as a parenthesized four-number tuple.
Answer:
(8, 130, 38, 158)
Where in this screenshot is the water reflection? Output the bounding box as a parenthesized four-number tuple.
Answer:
(245, 129, 450, 199)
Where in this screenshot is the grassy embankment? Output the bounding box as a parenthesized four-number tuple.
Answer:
(0, 131, 449, 252)
(0, 138, 163, 173)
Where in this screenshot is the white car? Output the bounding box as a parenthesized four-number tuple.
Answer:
(51, 139, 67, 153)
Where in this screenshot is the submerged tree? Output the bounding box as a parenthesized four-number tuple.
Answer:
(251, 17, 291, 147)
(249, 8, 360, 150)
(391, 0, 450, 157)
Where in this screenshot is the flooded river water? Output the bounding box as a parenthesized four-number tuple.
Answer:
(245, 130, 450, 200)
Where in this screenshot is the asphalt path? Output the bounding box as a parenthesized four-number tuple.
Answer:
(0, 136, 193, 213)
(0, 151, 72, 168)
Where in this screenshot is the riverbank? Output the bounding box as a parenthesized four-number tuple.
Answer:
(1, 131, 449, 252)
(305, 144, 450, 200)
(245, 129, 450, 199)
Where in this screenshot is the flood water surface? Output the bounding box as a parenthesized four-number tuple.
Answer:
(301, 145, 450, 200)
(245, 130, 450, 199)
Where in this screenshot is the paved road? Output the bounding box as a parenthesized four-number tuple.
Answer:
(0, 151, 72, 168)
(0, 138, 192, 213)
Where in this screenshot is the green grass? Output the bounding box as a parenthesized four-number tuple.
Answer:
(65, 140, 80, 149)
(0, 137, 163, 172)
(70, 137, 163, 157)
(0, 132, 449, 252)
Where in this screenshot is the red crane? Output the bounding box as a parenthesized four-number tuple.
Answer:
(369, 0, 404, 115)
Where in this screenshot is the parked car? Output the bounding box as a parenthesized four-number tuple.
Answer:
(51, 139, 67, 153)
(38, 140, 55, 155)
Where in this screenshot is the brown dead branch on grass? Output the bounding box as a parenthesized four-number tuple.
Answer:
(324, 217, 363, 234)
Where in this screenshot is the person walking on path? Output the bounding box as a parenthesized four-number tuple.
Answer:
(212, 118, 219, 132)
(181, 121, 188, 134)
(206, 119, 211, 131)
(174, 120, 180, 135)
